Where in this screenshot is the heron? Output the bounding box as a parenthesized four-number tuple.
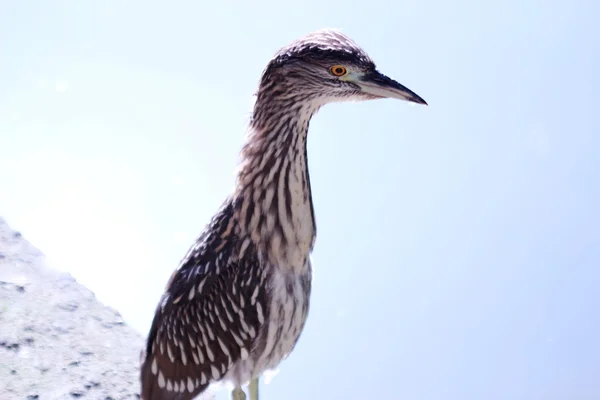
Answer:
(140, 28, 427, 400)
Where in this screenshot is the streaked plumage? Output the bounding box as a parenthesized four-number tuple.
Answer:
(140, 28, 426, 400)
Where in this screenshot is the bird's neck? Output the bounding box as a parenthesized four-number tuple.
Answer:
(233, 96, 320, 273)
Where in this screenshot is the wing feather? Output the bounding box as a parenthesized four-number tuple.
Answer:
(140, 199, 267, 400)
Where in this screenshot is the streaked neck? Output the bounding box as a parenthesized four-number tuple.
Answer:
(234, 97, 320, 272)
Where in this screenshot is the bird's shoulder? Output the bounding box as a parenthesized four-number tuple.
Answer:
(162, 199, 240, 308)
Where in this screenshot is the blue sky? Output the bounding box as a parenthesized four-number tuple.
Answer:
(1, 1, 599, 399)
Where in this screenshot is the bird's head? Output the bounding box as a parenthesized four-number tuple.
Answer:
(260, 28, 427, 107)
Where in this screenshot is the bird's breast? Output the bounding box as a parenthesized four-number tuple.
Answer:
(225, 260, 312, 386)
(251, 261, 312, 377)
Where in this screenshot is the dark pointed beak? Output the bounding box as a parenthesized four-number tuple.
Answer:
(356, 70, 427, 105)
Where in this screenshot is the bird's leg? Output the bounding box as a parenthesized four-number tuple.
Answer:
(232, 386, 247, 400)
(249, 377, 259, 400)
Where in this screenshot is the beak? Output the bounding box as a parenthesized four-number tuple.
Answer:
(349, 70, 427, 105)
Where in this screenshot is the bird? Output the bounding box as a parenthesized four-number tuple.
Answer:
(139, 28, 427, 400)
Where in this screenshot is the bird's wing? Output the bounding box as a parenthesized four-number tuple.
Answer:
(140, 200, 267, 400)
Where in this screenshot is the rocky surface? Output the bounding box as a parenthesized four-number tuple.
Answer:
(0, 217, 215, 400)
(0, 216, 144, 399)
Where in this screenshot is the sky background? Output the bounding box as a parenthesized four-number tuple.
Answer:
(1, 1, 599, 399)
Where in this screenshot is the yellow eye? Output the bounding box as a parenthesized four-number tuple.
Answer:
(330, 65, 347, 76)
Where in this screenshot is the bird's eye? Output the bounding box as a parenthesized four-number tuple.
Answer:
(330, 65, 347, 77)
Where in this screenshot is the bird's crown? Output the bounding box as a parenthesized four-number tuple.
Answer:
(268, 28, 375, 70)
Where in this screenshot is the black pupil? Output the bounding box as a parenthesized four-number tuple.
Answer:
(335, 67, 344, 75)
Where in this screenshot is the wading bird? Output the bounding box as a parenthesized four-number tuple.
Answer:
(140, 28, 427, 400)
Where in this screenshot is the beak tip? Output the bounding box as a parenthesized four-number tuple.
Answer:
(412, 96, 428, 106)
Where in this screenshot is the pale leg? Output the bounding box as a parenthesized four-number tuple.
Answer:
(249, 377, 259, 400)
(232, 386, 246, 400)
